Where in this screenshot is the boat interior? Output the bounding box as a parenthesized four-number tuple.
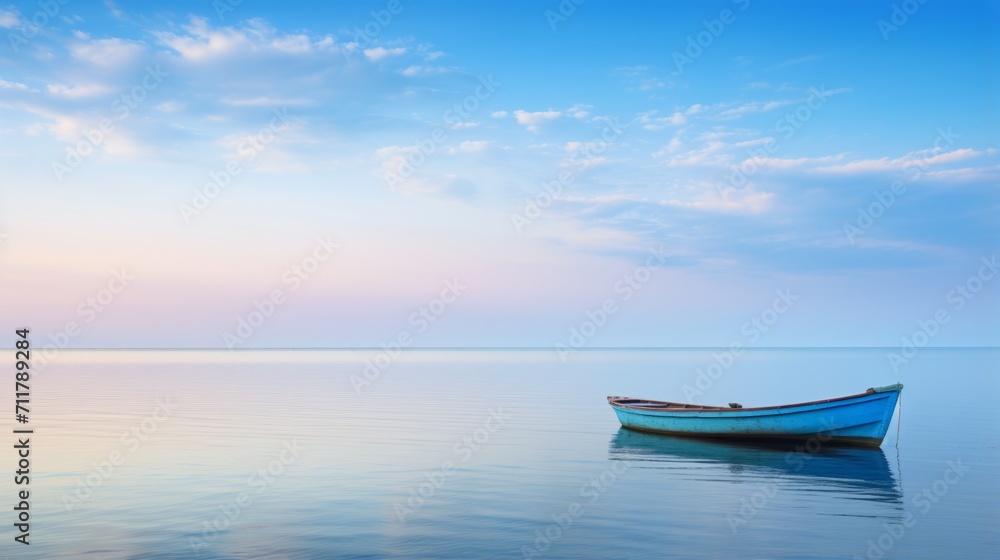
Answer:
(609, 398, 728, 411)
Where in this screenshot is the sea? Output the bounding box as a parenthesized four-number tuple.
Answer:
(4, 348, 997, 559)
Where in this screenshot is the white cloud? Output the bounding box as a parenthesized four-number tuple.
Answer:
(447, 140, 490, 154)
(752, 154, 847, 169)
(46, 83, 112, 98)
(654, 141, 730, 166)
(315, 36, 335, 50)
(568, 104, 591, 119)
(490, 111, 508, 118)
(530, 219, 644, 252)
(662, 135, 683, 154)
(0, 8, 19, 28)
(816, 148, 988, 174)
(923, 164, 1000, 183)
(45, 114, 89, 143)
(220, 96, 313, 107)
(400, 65, 450, 77)
(22, 123, 45, 136)
(247, 148, 309, 173)
(155, 22, 252, 61)
(661, 185, 774, 214)
(561, 142, 612, 169)
(28, 109, 139, 159)
(513, 109, 562, 132)
(364, 46, 406, 61)
(374, 145, 418, 177)
(153, 17, 336, 62)
(215, 125, 307, 173)
(909, 148, 987, 166)
(0, 78, 29, 91)
(639, 110, 686, 130)
(820, 87, 852, 96)
(561, 194, 648, 204)
(637, 78, 666, 91)
(682, 89, 853, 122)
(613, 66, 669, 91)
(731, 137, 776, 149)
(372, 145, 439, 195)
(696, 130, 740, 141)
(271, 34, 314, 54)
(748, 147, 994, 178)
(713, 100, 796, 120)
(70, 38, 146, 66)
(155, 101, 185, 112)
(566, 156, 608, 170)
(565, 141, 604, 153)
(613, 66, 650, 77)
(101, 132, 142, 159)
(104, 0, 125, 19)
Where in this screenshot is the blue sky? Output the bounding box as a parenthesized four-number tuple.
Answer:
(0, 0, 997, 348)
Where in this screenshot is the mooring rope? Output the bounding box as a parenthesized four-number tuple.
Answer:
(895, 388, 902, 448)
(894, 387, 903, 491)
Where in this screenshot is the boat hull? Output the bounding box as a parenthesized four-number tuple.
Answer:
(608, 386, 901, 448)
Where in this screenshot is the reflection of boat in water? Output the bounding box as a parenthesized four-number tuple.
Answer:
(609, 428, 902, 504)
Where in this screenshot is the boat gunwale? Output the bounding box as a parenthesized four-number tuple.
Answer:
(607, 387, 900, 414)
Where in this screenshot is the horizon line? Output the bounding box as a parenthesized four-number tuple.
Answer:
(8, 346, 999, 351)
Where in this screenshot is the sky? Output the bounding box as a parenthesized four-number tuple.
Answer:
(0, 0, 997, 349)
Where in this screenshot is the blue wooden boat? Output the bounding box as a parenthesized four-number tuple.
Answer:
(608, 384, 902, 448)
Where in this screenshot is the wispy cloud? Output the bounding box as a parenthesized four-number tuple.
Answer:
(638, 110, 686, 130)
(767, 55, 820, 70)
(70, 37, 146, 66)
(152, 17, 338, 62)
(220, 96, 313, 107)
(363, 46, 406, 61)
(0, 78, 29, 91)
(815, 148, 991, 174)
(447, 140, 491, 154)
(400, 65, 451, 77)
(661, 185, 775, 214)
(46, 83, 112, 98)
(0, 8, 19, 28)
(512, 110, 562, 132)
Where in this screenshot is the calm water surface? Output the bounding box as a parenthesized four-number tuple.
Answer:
(6, 349, 997, 559)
